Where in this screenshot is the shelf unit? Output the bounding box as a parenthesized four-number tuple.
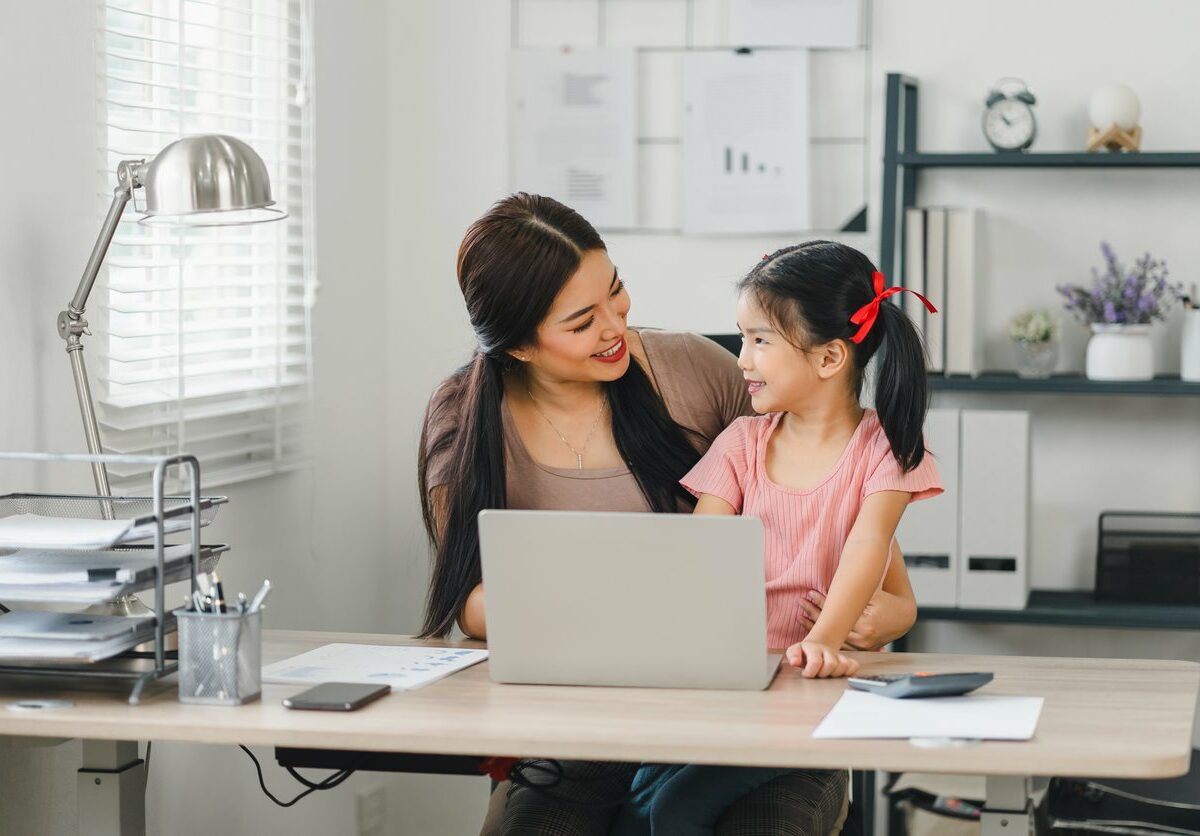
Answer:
(931, 373, 1200, 396)
(880, 72, 1200, 396)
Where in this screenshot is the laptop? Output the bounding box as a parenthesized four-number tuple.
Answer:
(478, 510, 781, 690)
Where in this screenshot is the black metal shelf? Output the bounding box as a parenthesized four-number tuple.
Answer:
(909, 589, 1200, 632)
(930, 372, 1200, 396)
(897, 151, 1200, 169)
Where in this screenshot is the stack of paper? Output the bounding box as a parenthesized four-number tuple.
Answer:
(0, 544, 222, 604)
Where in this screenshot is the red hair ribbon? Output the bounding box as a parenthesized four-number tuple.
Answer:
(849, 271, 938, 344)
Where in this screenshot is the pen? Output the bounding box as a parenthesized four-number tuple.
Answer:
(237, 592, 248, 615)
(209, 572, 228, 614)
(248, 579, 272, 613)
(192, 590, 207, 613)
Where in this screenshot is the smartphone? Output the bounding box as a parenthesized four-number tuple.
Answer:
(282, 682, 391, 711)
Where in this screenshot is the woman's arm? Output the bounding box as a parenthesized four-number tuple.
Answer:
(428, 485, 489, 641)
(789, 491, 911, 676)
(459, 583, 487, 640)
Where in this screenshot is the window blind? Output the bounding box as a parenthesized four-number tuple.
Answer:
(95, 0, 316, 491)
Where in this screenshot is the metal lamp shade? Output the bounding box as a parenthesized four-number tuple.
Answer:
(137, 134, 287, 226)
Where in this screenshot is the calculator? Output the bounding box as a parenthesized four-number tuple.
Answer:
(847, 671, 993, 699)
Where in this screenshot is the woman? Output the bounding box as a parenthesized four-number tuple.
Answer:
(419, 193, 918, 835)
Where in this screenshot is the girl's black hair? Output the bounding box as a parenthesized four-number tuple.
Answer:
(737, 240, 929, 471)
(417, 193, 702, 638)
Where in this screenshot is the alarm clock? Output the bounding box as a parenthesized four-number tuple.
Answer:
(983, 78, 1037, 152)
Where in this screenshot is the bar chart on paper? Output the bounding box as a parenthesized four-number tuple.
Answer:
(723, 146, 785, 177)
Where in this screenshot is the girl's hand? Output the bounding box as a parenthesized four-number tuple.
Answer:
(785, 639, 860, 678)
(796, 589, 915, 651)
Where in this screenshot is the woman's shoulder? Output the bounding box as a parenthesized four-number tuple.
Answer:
(424, 367, 471, 429)
(639, 328, 736, 372)
(636, 328, 751, 441)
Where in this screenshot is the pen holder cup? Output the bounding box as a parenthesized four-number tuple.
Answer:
(175, 608, 262, 705)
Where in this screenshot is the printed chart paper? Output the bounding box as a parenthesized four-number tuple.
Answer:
(263, 643, 489, 691)
(682, 50, 810, 235)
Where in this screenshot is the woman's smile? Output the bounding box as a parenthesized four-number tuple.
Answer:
(592, 337, 627, 363)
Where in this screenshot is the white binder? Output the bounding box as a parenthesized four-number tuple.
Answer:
(896, 408, 960, 607)
(958, 410, 1030, 609)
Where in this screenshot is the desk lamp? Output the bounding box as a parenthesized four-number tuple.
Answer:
(59, 134, 286, 496)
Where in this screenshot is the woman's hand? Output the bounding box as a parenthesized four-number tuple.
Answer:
(795, 588, 916, 651)
(785, 639, 859, 678)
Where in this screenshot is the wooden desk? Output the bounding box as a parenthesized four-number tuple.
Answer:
(2, 630, 1197, 836)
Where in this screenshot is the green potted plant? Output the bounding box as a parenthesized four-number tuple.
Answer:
(1009, 309, 1059, 379)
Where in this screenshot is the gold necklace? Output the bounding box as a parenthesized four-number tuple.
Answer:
(525, 385, 607, 470)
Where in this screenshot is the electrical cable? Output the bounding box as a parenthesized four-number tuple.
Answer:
(1085, 782, 1200, 813)
(507, 759, 636, 809)
(239, 745, 354, 807)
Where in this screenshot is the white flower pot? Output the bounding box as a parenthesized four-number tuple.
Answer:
(1085, 324, 1154, 381)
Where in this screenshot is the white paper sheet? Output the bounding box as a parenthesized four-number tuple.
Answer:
(729, 0, 862, 48)
(0, 543, 194, 584)
(510, 48, 637, 229)
(682, 50, 810, 235)
(812, 690, 1044, 740)
(262, 643, 489, 691)
(0, 514, 135, 550)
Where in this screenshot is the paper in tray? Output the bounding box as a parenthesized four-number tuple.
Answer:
(0, 544, 226, 604)
(0, 616, 170, 664)
(0, 494, 225, 551)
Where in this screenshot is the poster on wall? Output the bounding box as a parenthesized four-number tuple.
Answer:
(510, 48, 637, 230)
(681, 49, 810, 236)
(729, 0, 862, 48)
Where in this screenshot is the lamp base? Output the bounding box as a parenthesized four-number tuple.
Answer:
(1087, 124, 1141, 152)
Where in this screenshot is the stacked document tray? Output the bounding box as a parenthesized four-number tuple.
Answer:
(0, 493, 226, 664)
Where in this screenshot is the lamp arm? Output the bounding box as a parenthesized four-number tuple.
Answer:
(57, 160, 142, 498)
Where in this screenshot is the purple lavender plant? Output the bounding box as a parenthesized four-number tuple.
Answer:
(1057, 242, 1181, 325)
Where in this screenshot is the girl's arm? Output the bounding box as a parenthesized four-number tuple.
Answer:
(694, 494, 737, 515)
(796, 541, 917, 650)
(790, 490, 911, 677)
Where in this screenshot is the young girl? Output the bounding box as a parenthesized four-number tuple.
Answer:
(612, 240, 943, 835)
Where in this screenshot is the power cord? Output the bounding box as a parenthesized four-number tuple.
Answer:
(507, 759, 636, 809)
(239, 745, 355, 807)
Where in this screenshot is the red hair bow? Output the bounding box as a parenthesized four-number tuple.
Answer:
(848, 271, 937, 344)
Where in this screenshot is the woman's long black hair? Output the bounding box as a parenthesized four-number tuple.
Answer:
(738, 240, 929, 471)
(418, 193, 703, 638)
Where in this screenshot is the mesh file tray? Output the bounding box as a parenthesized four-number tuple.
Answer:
(0, 453, 223, 703)
(1095, 511, 1200, 604)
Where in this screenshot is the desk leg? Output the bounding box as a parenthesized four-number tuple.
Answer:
(981, 776, 1033, 836)
(78, 740, 145, 836)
